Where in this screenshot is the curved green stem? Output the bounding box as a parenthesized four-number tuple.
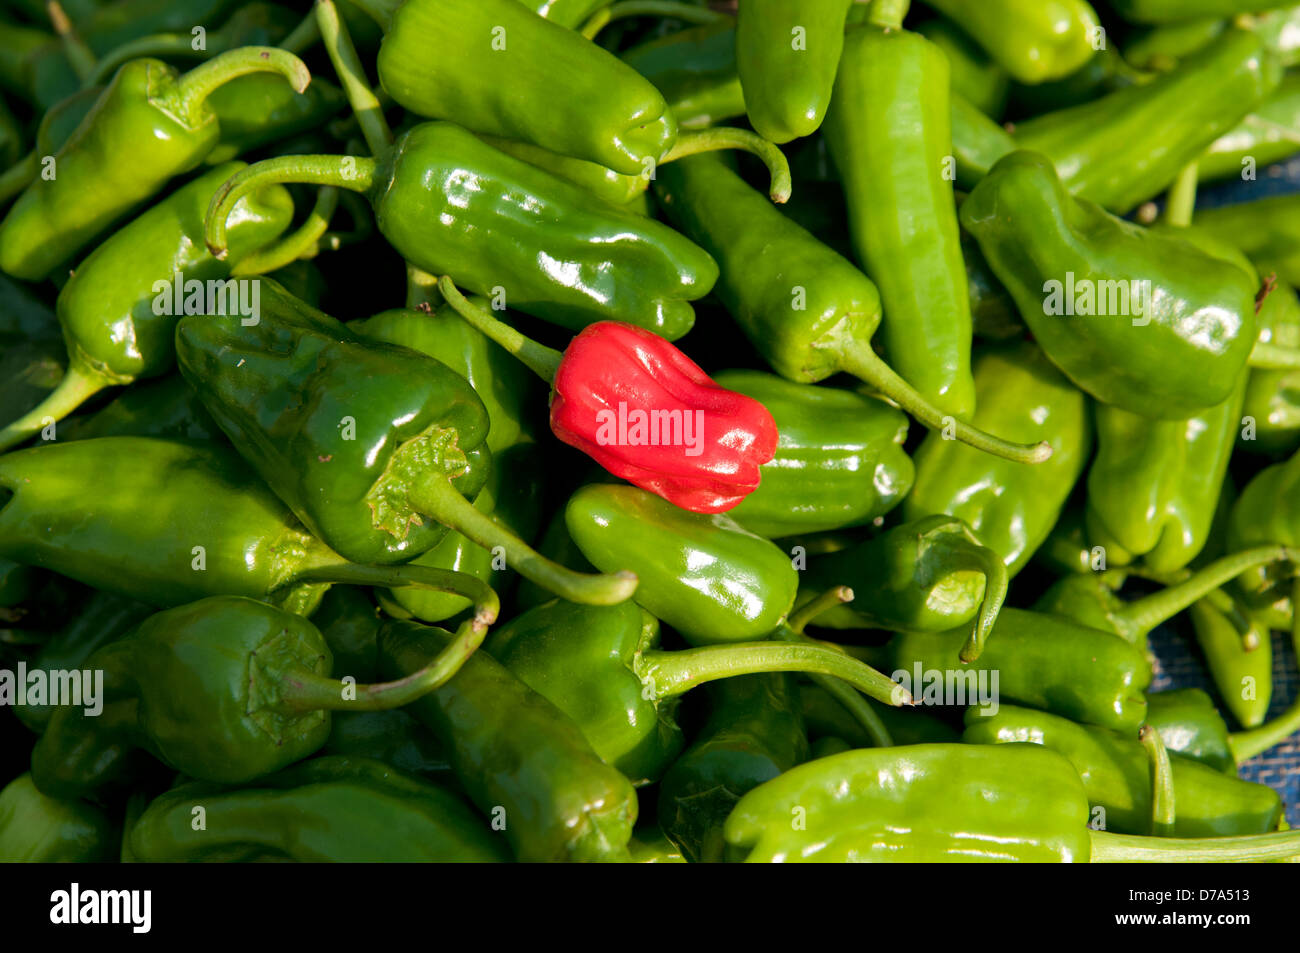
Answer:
(315, 0, 391, 157)
(206, 154, 376, 258)
(787, 585, 854, 634)
(48, 0, 96, 83)
(936, 538, 1008, 664)
(437, 276, 564, 382)
(0, 153, 37, 205)
(409, 477, 638, 606)
(1117, 546, 1299, 637)
(1249, 340, 1300, 369)
(231, 186, 340, 276)
(173, 46, 311, 121)
(836, 344, 1054, 464)
(661, 127, 792, 203)
(86, 34, 208, 87)
(1090, 828, 1300, 862)
(641, 639, 912, 708)
(868, 0, 911, 32)
(580, 7, 612, 39)
(279, 10, 321, 55)
(1163, 161, 1198, 228)
(1139, 725, 1176, 837)
(0, 365, 108, 452)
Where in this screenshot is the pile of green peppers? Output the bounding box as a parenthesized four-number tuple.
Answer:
(4, 0, 1300, 867)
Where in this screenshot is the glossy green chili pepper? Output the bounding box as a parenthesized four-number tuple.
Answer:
(657, 674, 807, 863)
(916, 16, 1009, 117)
(0, 162, 293, 452)
(1085, 372, 1248, 573)
(60, 374, 223, 444)
(0, 773, 114, 862)
(734, 0, 851, 143)
(0, 46, 309, 280)
(1195, 194, 1300, 288)
(950, 91, 1016, 190)
(1012, 29, 1281, 214)
(654, 154, 1050, 463)
(962, 151, 1259, 418)
(1111, 0, 1294, 24)
(725, 743, 1300, 862)
(1199, 73, 1300, 183)
(824, 25, 975, 418)
(1240, 280, 1300, 457)
(921, 0, 1101, 84)
(379, 618, 639, 862)
(323, 709, 451, 782)
(486, 599, 904, 784)
(1007, 44, 1147, 116)
(797, 515, 1008, 663)
(903, 341, 1092, 577)
(31, 594, 495, 798)
(128, 755, 507, 862)
(712, 370, 913, 538)
(1227, 450, 1300, 610)
(514, 508, 599, 611)
(963, 705, 1283, 837)
(566, 483, 797, 645)
(1190, 598, 1273, 729)
(206, 123, 720, 341)
(176, 279, 632, 606)
(1145, 689, 1236, 775)
(621, 19, 744, 129)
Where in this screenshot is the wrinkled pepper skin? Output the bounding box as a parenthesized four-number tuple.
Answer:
(379, 619, 639, 862)
(713, 370, 913, 538)
(923, 0, 1101, 84)
(888, 608, 1152, 732)
(32, 597, 338, 798)
(176, 279, 492, 566)
(1145, 689, 1236, 776)
(658, 674, 808, 863)
(1110, 0, 1294, 24)
(1240, 280, 1300, 457)
(0, 437, 339, 608)
(735, 0, 852, 143)
(903, 341, 1092, 576)
(962, 151, 1258, 419)
(963, 705, 1282, 837)
(0, 774, 115, 862)
(621, 21, 745, 130)
(376, 0, 675, 174)
(566, 484, 798, 645)
(1013, 29, 1281, 214)
(725, 744, 1093, 862)
(128, 756, 506, 862)
(824, 25, 976, 417)
(1085, 370, 1248, 573)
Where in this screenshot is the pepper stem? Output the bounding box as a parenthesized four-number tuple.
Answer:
(867, 0, 911, 32)
(0, 152, 37, 204)
(641, 639, 912, 707)
(787, 585, 854, 634)
(438, 276, 564, 382)
(1163, 161, 1199, 228)
(409, 476, 639, 606)
(0, 365, 109, 452)
(660, 128, 792, 203)
(231, 186, 340, 276)
(173, 46, 311, 124)
(1139, 725, 1177, 837)
(316, 0, 392, 156)
(47, 1, 96, 83)
(836, 344, 1054, 464)
(279, 9, 321, 55)
(86, 34, 207, 87)
(939, 538, 1009, 664)
(206, 154, 376, 259)
(1116, 546, 1299, 638)
(1089, 828, 1300, 862)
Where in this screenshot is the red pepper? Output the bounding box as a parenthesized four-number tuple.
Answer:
(438, 278, 778, 513)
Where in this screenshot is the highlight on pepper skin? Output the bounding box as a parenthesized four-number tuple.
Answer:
(4, 0, 1300, 881)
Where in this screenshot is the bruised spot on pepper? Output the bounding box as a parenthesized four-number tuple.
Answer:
(364, 422, 468, 540)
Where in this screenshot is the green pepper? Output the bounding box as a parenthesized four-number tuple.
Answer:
(1085, 373, 1248, 573)
(711, 370, 913, 538)
(485, 599, 904, 784)
(60, 374, 224, 444)
(322, 710, 451, 782)
(1189, 598, 1272, 729)
(203, 74, 348, 165)
(654, 154, 1049, 463)
(1240, 280, 1300, 457)
(950, 91, 1016, 190)
(176, 279, 633, 606)
(915, 15, 1009, 117)
(824, 25, 975, 418)
(620, 19, 744, 129)
(962, 705, 1283, 837)
(724, 743, 1300, 862)
(311, 584, 384, 682)
(0, 161, 294, 452)
(0, 773, 115, 862)
(1199, 73, 1300, 183)
(207, 123, 719, 341)
(657, 674, 807, 863)
(627, 827, 686, 863)
(0, 46, 309, 280)
(921, 0, 1101, 84)
(1111, 0, 1294, 24)
(1195, 194, 1300, 288)
(734, 0, 851, 143)
(1007, 45, 1148, 116)
(128, 755, 507, 862)
(902, 341, 1092, 577)
(962, 151, 1259, 419)
(799, 682, 960, 748)
(1012, 29, 1281, 214)
(1145, 689, 1236, 776)
(1227, 450, 1300, 610)
(1123, 17, 1226, 71)
(31, 594, 495, 798)
(566, 483, 796, 645)
(379, 618, 639, 862)
(797, 515, 1008, 663)
(0, 335, 64, 434)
